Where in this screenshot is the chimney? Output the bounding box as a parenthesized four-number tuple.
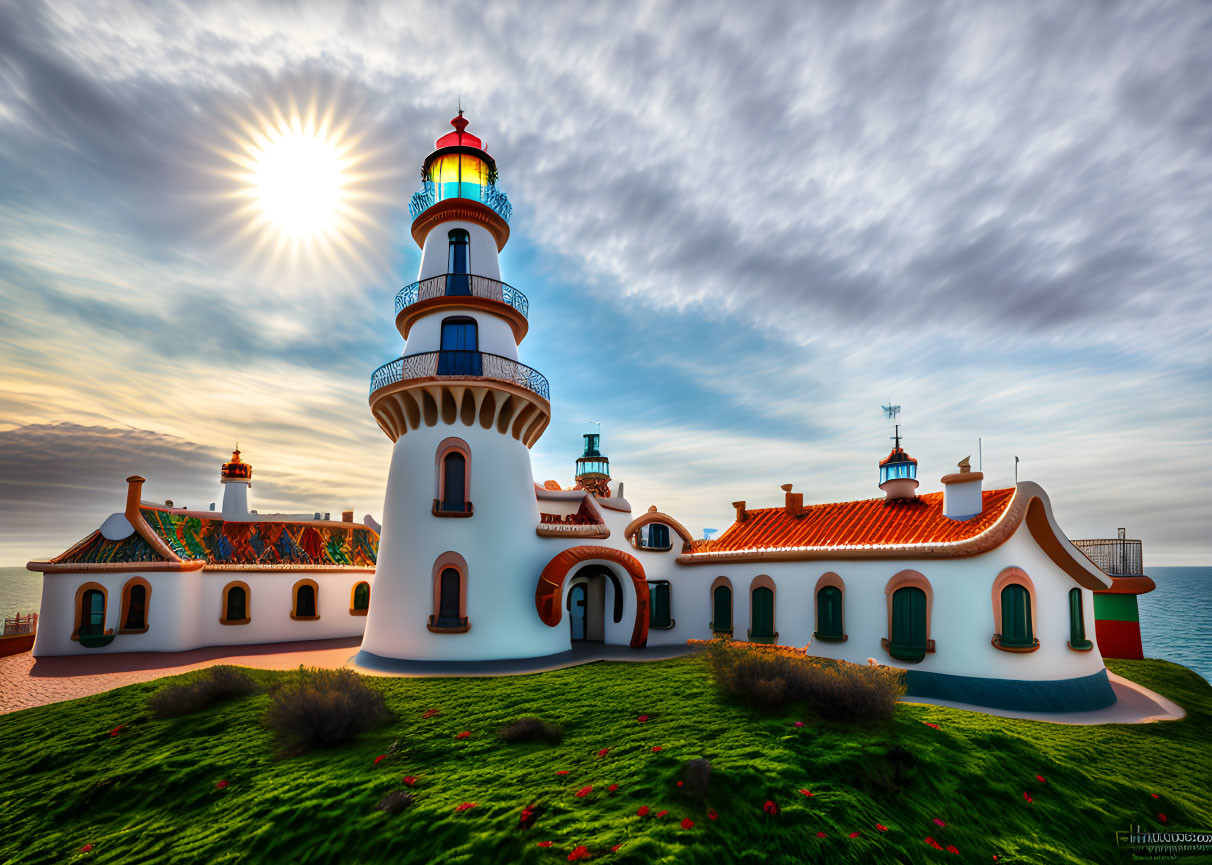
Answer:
(941, 456, 984, 520)
(124, 475, 145, 520)
(781, 483, 803, 516)
(732, 500, 748, 522)
(342, 510, 354, 523)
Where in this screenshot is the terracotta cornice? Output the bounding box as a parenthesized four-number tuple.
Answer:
(396, 294, 528, 344)
(411, 198, 510, 251)
(201, 564, 378, 572)
(1094, 575, 1156, 595)
(941, 471, 984, 485)
(536, 524, 610, 539)
(29, 560, 205, 573)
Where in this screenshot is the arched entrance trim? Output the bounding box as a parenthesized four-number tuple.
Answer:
(536, 546, 649, 648)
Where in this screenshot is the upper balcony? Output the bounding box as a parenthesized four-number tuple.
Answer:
(393, 273, 530, 344)
(409, 180, 512, 224)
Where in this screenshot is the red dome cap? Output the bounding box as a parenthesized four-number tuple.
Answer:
(435, 110, 485, 151)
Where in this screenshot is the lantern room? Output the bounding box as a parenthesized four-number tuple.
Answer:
(409, 111, 511, 222)
(575, 433, 611, 497)
(878, 427, 919, 501)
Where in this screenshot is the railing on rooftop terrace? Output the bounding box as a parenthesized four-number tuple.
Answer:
(1072, 538, 1144, 576)
(394, 273, 528, 318)
(369, 350, 549, 401)
(408, 181, 513, 223)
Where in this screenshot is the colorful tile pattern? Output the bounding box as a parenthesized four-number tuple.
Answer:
(55, 531, 166, 564)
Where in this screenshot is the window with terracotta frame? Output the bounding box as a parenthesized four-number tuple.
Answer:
(881, 571, 935, 662)
(292, 579, 319, 620)
(119, 578, 151, 633)
(991, 568, 1039, 652)
(350, 581, 371, 616)
(428, 553, 470, 633)
(434, 438, 473, 516)
(710, 578, 733, 636)
(72, 582, 109, 641)
(220, 581, 250, 625)
(747, 576, 777, 643)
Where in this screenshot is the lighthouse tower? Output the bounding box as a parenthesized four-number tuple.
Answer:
(357, 113, 562, 668)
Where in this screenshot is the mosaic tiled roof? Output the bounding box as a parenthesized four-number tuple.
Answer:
(689, 488, 1016, 554)
(53, 530, 168, 565)
(140, 508, 378, 567)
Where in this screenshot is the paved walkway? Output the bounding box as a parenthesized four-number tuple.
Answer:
(0, 638, 362, 716)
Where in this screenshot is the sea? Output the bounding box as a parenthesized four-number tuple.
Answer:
(1, 565, 1209, 683)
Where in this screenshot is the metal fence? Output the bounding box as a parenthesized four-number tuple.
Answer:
(369, 350, 549, 400)
(408, 181, 513, 222)
(394, 274, 528, 318)
(1072, 538, 1143, 575)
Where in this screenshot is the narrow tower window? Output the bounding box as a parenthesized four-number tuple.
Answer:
(428, 553, 470, 633)
(447, 229, 470, 295)
(1068, 587, 1093, 650)
(438, 316, 481, 375)
(80, 589, 105, 637)
(711, 580, 732, 635)
(748, 579, 777, 643)
(441, 452, 467, 511)
(815, 585, 844, 641)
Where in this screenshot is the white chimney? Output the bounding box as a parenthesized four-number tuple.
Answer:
(942, 456, 984, 519)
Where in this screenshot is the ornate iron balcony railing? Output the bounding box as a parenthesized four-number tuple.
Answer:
(408, 180, 513, 223)
(369, 350, 550, 401)
(394, 274, 528, 318)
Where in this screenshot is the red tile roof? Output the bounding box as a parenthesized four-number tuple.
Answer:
(690, 488, 1016, 554)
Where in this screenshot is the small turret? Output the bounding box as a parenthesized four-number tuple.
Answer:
(220, 448, 252, 519)
(879, 426, 919, 501)
(575, 432, 611, 497)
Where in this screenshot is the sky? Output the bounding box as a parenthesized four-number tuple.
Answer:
(0, 0, 1209, 566)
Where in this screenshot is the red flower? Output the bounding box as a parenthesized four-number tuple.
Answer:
(815, 832, 827, 838)
(607, 784, 618, 792)
(798, 788, 813, 797)
(923, 721, 940, 729)
(455, 802, 477, 812)
(637, 714, 650, 723)
(681, 818, 694, 829)
(1023, 792, 1033, 803)
(1035, 774, 1046, 784)
(933, 818, 946, 828)
(537, 841, 553, 847)
(637, 806, 650, 817)
(611, 844, 621, 852)
(402, 776, 416, 786)
(849, 831, 860, 838)
(651, 745, 662, 752)
(1159, 813, 1167, 823)
(876, 823, 888, 832)
(455, 731, 470, 739)
(422, 708, 439, 718)
(597, 748, 610, 757)
(763, 800, 779, 816)
(568, 845, 591, 861)
(81, 844, 94, 853)
(373, 755, 387, 766)
(215, 780, 229, 790)
(556, 770, 570, 775)
(924, 836, 942, 849)
(793, 721, 804, 728)
(575, 785, 593, 798)
(707, 809, 718, 821)
(676, 781, 683, 787)
(656, 810, 668, 818)
(946, 845, 959, 854)
(1151, 793, 1160, 799)
(109, 725, 125, 738)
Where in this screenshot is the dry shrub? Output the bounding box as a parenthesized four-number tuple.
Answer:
(264, 667, 391, 751)
(706, 640, 905, 723)
(377, 790, 415, 814)
(496, 717, 563, 745)
(149, 665, 260, 718)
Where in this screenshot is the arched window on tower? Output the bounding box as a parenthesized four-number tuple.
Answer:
(434, 438, 473, 516)
(710, 578, 733, 636)
(447, 229, 470, 296)
(438, 316, 481, 375)
(428, 553, 470, 633)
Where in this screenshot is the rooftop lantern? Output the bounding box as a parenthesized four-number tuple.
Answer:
(220, 447, 252, 519)
(410, 110, 511, 224)
(575, 432, 611, 498)
(878, 425, 919, 501)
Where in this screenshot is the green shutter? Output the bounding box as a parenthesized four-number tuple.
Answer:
(1093, 592, 1139, 623)
(712, 585, 732, 632)
(750, 587, 775, 641)
(890, 586, 927, 661)
(999, 584, 1035, 647)
(353, 582, 370, 611)
(1069, 588, 1092, 649)
(816, 586, 843, 640)
(650, 583, 671, 628)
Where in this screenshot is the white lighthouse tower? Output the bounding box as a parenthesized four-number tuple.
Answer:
(356, 113, 565, 669)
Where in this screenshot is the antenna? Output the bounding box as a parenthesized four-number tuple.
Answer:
(890, 424, 902, 450)
(1015, 455, 1020, 484)
(978, 437, 982, 472)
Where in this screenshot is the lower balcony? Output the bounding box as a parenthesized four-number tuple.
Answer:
(370, 351, 549, 400)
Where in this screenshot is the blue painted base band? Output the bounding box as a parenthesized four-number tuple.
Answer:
(904, 668, 1117, 713)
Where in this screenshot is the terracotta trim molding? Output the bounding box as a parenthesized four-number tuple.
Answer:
(370, 379, 550, 447)
(624, 507, 695, 553)
(118, 577, 152, 634)
(71, 581, 110, 641)
(201, 565, 377, 572)
(349, 580, 371, 616)
(430, 551, 470, 631)
(220, 580, 251, 625)
(1021, 491, 1113, 590)
(290, 578, 320, 621)
(709, 575, 733, 636)
(396, 295, 528, 344)
(941, 471, 984, 485)
(536, 524, 610, 539)
(534, 545, 649, 648)
(411, 198, 510, 251)
(30, 560, 205, 573)
(813, 571, 847, 641)
(883, 570, 935, 659)
(990, 566, 1040, 652)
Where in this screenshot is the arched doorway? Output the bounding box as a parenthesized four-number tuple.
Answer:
(535, 546, 649, 648)
(565, 565, 624, 643)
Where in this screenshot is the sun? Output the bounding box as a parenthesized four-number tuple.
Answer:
(249, 122, 345, 238)
(205, 86, 399, 282)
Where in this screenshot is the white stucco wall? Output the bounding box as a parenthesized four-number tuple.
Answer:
(405, 307, 520, 360)
(417, 220, 502, 281)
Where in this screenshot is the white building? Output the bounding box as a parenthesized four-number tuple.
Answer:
(31, 113, 1120, 714)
